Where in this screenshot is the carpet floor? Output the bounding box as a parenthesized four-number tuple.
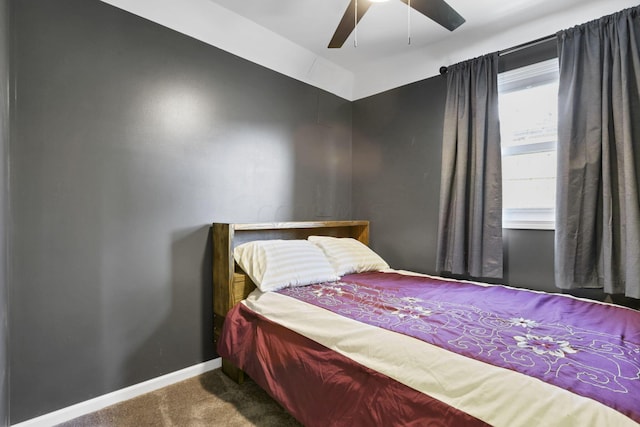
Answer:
(56, 369, 303, 427)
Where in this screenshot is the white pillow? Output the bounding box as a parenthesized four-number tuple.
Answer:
(233, 239, 339, 292)
(308, 236, 389, 276)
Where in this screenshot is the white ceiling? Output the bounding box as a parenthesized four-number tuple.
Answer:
(102, 0, 638, 100)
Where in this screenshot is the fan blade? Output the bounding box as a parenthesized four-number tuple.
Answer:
(402, 0, 465, 31)
(328, 0, 373, 48)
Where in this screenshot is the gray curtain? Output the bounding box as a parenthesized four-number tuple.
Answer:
(436, 53, 503, 279)
(555, 6, 640, 299)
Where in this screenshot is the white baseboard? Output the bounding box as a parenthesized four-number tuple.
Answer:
(12, 357, 222, 427)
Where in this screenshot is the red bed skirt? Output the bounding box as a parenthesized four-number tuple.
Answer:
(218, 303, 489, 427)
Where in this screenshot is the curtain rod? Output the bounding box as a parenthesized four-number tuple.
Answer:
(499, 34, 555, 56)
(439, 34, 556, 75)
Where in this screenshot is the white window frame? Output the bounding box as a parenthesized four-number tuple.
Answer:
(498, 58, 559, 230)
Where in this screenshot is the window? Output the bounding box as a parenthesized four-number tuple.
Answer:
(498, 58, 559, 230)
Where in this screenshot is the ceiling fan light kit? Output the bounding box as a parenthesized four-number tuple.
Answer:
(328, 0, 465, 48)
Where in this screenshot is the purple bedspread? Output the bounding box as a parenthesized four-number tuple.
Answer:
(278, 271, 640, 423)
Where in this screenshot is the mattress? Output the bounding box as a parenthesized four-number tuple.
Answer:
(218, 270, 640, 426)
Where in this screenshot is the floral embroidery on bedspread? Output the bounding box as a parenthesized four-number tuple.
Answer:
(277, 272, 640, 422)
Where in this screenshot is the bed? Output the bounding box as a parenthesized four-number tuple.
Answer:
(213, 221, 640, 426)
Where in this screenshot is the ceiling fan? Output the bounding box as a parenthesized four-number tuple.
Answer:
(328, 0, 465, 48)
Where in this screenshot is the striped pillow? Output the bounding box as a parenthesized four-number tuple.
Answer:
(308, 236, 390, 276)
(234, 240, 339, 292)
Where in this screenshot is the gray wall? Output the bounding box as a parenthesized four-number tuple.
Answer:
(352, 67, 557, 292)
(0, 0, 8, 424)
(10, 0, 351, 423)
(353, 76, 447, 273)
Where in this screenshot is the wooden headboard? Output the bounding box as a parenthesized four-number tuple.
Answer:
(212, 220, 369, 345)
